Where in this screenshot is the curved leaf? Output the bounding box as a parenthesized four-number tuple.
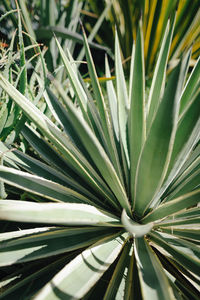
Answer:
(0, 227, 118, 266)
(150, 231, 200, 277)
(0, 200, 120, 226)
(142, 188, 200, 223)
(0, 166, 91, 205)
(122, 210, 153, 237)
(103, 241, 132, 300)
(34, 233, 127, 300)
(135, 237, 175, 300)
(134, 57, 187, 217)
(129, 21, 146, 203)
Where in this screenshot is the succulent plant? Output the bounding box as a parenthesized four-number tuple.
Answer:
(0, 15, 199, 300)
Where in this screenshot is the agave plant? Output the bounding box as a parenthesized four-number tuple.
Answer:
(0, 14, 200, 299)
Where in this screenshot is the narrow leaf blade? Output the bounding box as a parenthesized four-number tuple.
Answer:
(0, 200, 120, 226)
(129, 21, 146, 204)
(34, 234, 127, 300)
(135, 238, 175, 300)
(134, 62, 182, 217)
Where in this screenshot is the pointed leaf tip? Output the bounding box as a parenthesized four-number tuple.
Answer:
(121, 210, 154, 237)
